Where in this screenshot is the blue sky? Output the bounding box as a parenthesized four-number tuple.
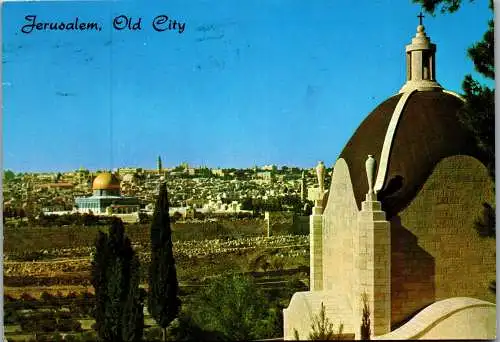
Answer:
(2, 0, 493, 172)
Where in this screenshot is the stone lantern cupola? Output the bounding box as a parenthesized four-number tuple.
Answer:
(399, 14, 443, 93)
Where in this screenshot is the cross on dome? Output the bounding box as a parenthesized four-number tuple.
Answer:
(417, 12, 425, 26)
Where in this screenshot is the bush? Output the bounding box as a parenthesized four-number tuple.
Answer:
(165, 313, 225, 342)
(308, 302, 343, 340)
(138, 212, 151, 224)
(4, 306, 20, 324)
(361, 292, 371, 340)
(186, 274, 280, 340)
(269, 255, 285, 271)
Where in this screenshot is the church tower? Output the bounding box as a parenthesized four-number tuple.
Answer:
(399, 13, 442, 93)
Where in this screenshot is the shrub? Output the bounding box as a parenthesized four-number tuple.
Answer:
(308, 302, 343, 340)
(4, 307, 20, 324)
(269, 255, 285, 271)
(361, 292, 371, 340)
(138, 212, 151, 224)
(294, 328, 300, 340)
(166, 313, 226, 341)
(187, 274, 279, 340)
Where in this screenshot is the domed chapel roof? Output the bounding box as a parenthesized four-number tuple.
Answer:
(338, 21, 487, 218)
(92, 172, 121, 190)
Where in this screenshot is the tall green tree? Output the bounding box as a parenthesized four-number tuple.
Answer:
(158, 156, 163, 174)
(148, 182, 181, 341)
(122, 255, 146, 342)
(413, 0, 495, 178)
(91, 218, 144, 342)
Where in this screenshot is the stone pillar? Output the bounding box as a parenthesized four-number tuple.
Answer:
(356, 155, 391, 338)
(310, 161, 327, 291)
(310, 202, 323, 291)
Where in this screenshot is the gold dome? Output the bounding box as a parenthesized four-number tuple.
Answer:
(92, 172, 120, 190)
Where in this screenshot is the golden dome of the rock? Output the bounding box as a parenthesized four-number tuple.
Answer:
(92, 172, 120, 190)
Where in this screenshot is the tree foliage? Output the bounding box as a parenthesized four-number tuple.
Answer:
(148, 182, 181, 341)
(3, 169, 15, 182)
(467, 18, 494, 79)
(308, 302, 344, 340)
(157, 156, 162, 173)
(459, 75, 495, 177)
(413, 0, 492, 14)
(91, 218, 144, 342)
(187, 274, 280, 340)
(360, 292, 371, 340)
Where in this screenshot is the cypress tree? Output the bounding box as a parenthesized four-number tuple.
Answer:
(148, 182, 181, 341)
(158, 156, 163, 174)
(91, 230, 109, 340)
(91, 218, 144, 342)
(122, 254, 146, 342)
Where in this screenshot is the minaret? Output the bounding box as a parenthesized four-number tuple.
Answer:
(399, 13, 443, 93)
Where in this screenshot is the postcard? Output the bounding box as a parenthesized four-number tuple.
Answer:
(2, 0, 496, 341)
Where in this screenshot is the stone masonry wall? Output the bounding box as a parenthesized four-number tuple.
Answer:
(322, 158, 359, 310)
(390, 155, 495, 327)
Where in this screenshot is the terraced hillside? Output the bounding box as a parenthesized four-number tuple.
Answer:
(4, 222, 309, 341)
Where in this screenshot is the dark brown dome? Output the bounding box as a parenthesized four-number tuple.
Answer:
(339, 90, 485, 218)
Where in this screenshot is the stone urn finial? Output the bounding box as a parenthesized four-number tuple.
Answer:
(316, 161, 326, 193)
(365, 155, 377, 195)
